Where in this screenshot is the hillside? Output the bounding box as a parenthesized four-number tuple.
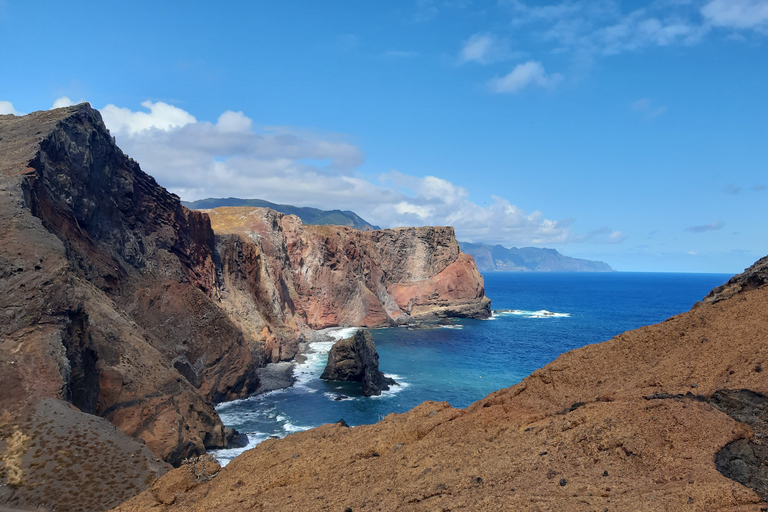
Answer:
(460, 242, 613, 272)
(183, 197, 380, 231)
(117, 257, 768, 511)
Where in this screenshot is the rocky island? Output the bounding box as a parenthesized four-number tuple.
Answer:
(320, 329, 397, 397)
(0, 104, 490, 511)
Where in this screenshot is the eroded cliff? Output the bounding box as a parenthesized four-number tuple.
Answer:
(116, 258, 768, 511)
(0, 104, 490, 510)
(210, 206, 490, 338)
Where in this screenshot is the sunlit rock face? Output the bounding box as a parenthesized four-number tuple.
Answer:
(0, 104, 490, 510)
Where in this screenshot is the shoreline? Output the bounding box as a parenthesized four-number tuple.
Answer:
(248, 321, 458, 398)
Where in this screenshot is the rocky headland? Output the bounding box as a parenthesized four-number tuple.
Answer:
(116, 257, 768, 511)
(460, 242, 613, 272)
(0, 104, 490, 511)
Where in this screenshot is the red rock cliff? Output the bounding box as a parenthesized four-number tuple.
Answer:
(208, 207, 490, 359)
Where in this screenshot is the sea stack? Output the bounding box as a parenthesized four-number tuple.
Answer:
(321, 329, 396, 396)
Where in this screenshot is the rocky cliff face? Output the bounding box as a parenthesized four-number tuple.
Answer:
(208, 207, 490, 340)
(116, 257, 768, 511)
(0, 105, 490, 510)
(0, 105, 250, 477)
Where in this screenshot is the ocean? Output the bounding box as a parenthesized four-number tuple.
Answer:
(212, 271, 732, 465)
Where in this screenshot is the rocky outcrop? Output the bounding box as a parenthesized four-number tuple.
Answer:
(208, 207, 491, 337)
(116, 257, 768, 511)
(320, 329, 396, 396)
(0, 105, 491, 510)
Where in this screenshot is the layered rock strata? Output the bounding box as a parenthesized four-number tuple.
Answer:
(208, 206, 491, 337)
(117, 258, 768, 511)
(0, 104, 490, 510)
(321, 329, 396, 396)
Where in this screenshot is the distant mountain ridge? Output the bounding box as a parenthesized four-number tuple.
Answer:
(459, 242, 612, 272)
(183, 197, 380, 231)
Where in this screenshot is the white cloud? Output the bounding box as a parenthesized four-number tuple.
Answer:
(0, 100, 23, 115)
(459, 33, 514, 64)
(216, 110, 252, 133)
(52, 96, 76, 109)
(100, 102, 620, 247)
(488, 61, 563, 93)
(702, 0, 768, 31)
(101, 101, 197, 136)
(630, 98, 667, 118)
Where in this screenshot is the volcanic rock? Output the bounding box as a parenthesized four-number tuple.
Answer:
(0, 105, 491, 510)
(115, 257, 768, 511)
(208, 207, 491, 337)
(320, 329, 396, 396)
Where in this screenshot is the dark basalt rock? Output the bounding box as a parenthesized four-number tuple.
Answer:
(320, 329, 397, 396)
(713, 389, 768, 500)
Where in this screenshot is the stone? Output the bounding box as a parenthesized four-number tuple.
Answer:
(320, 330, 397, 396)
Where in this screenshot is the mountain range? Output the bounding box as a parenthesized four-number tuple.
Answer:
(183, 197, 380, 231)
(459, 242, 613, 272)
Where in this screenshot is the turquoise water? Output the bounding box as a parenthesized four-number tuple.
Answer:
(212, 272, 731, 464)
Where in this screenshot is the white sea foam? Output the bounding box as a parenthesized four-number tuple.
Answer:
(492, 309, 570, 319)
(210, 432, 272, 467)
(369, 374, 410, 399)
(323, 392, 355, 402)
(283, 421, 312, 433)
(440, 324, 463, 329)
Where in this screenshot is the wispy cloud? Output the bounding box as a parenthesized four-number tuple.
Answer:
(414, 0, 439, 21)
(488, 61, 563, 93)
(497, 0, 764, 59)
(334, 34, 360, 51)
(630, 98, 667, 118)
(458, 33, 517, 64)
(686, 221, 725, 233)
(723, 184, 742, 195)
(751, 184, 767, 191)
(100, 101, 619, 247)
(701, 0, 768, 33)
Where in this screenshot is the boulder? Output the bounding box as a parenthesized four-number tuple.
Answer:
(320, 330, 396, 396)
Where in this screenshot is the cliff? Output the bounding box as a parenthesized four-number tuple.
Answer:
(459, 242, 613, 272)
(116, 257, 768, 511)
(208, 207, 490, 338)
(0, 105, 489, 510)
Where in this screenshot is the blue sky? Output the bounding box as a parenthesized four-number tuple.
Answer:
(1, 0, 766, 272)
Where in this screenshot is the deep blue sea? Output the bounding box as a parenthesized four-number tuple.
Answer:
(212, 272, 731, 465)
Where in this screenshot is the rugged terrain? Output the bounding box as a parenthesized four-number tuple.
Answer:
(117, 257, 768, 511)
(0, 104, 489, 510)
(460, 242, 613, 272)
(209, 206, 490, 344)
